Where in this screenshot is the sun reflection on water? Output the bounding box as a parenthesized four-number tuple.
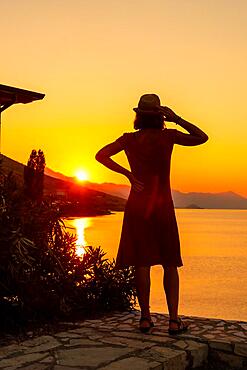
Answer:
(72, 218, 91, 256)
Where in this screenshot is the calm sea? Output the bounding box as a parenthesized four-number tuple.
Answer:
(65, 209, 247, 321)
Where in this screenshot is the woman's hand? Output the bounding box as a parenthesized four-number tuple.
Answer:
(159, 106, 180, 123)
(127, 173, 144, 192)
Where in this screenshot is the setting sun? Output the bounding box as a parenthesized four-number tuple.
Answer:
(75, 169, 89, 182)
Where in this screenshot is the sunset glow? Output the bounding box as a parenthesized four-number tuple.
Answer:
(75, 169, 89, 182)
(1, 1, 247, 197)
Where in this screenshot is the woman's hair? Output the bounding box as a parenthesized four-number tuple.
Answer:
(134, 113, 165, 130)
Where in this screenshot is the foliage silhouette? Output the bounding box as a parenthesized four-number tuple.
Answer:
(24, 149, 45, 202)
(0, 160, 137, 332)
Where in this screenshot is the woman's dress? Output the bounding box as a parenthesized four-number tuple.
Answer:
(115, 128, 183, 268)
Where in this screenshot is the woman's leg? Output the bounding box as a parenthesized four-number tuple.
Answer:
(163, 265, 189, 330)
(135, 266, 151, 325)
(163, 266, 179, 320)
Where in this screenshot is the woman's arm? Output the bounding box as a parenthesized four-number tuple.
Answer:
(160, 106, 209, 146)
(95, 140, 144, 192)
(95, 141, 131, 178)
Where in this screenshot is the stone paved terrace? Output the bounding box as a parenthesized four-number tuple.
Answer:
(1, 310, 247, 370)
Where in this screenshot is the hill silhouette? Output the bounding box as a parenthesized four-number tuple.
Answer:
(45, 166, 247, 210)
(0, 154, 126, 216)
(84, 183, 247, 209)
(2, 154, 247, 210)
(172, 189, 247, 210)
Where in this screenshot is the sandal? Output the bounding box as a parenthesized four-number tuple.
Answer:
(168, 317, 189, 335)
(139, 316, 154, 333)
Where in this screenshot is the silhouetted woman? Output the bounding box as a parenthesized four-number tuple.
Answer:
(95, 94, 208, 334)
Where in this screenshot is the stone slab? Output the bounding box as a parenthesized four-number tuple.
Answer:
(22, 337, 61, 354)
(0, 353, 48, 368)
(140, 346, 188, 370)
(56, 346, 135, 367)
(209, 339, 233, 352)
(55, 332, 82, 338)
(234, 342, 247, 357)
(65, 338, 103, 346)
(212, 350, 246, 369)
(100, 356, 162, 370)
(111, 330, 175, 344)
(0, 344, 23, 360)
(18, 364, 48, 370)
(53, 366, 83, 370)
(185, 340, 208, 368)
(100, 336, 155, 349)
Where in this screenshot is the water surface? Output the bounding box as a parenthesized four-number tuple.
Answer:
(65, 209, 247, 321)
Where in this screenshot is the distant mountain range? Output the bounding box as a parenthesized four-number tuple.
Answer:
(79, 183, 247, 210)
(1, 154, 247, 210)
(45, 167, 247, 210)
(172, 190, 247, 210)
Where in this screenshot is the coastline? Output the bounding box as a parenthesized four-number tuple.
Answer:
(61, 209, 113, 218)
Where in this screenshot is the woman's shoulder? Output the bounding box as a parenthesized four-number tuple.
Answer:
(121, 129, 174, 140)
(120, 131, 137, 142)
(114, 131, 134, 147)
(115, 128, 176, 143)
(124, 131, 136, 136)
(162, 128, 178, 140)
(163, 128, 177, 133)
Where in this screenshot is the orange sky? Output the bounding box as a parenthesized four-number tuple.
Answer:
(1, 0, 247, 196)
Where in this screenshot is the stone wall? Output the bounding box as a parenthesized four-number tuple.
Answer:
(0, 310, 247, 369)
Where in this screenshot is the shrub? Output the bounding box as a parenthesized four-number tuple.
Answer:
(0, 163, 137, 331)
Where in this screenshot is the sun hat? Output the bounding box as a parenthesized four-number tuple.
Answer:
(133, 94, 162, 115)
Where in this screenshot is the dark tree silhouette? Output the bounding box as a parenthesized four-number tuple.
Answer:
(24, 149, 46, 202)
